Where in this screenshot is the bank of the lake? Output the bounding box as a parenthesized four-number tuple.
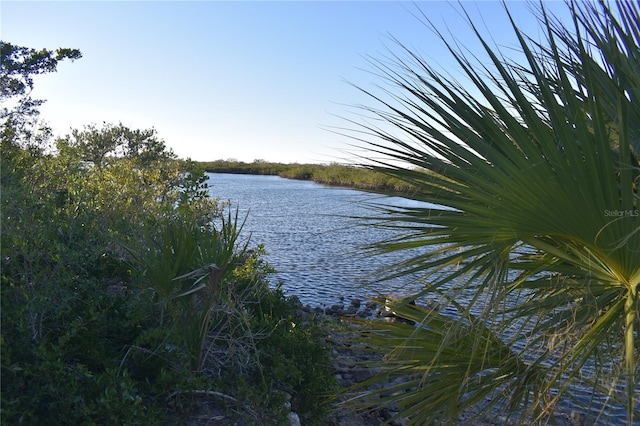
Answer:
(198, 159, 420, 193)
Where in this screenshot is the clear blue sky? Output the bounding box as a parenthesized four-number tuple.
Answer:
(2, 1, 570, 164)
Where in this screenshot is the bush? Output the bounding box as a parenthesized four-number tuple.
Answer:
(2, 127, 335, 424)
(2, 43, 335, 422)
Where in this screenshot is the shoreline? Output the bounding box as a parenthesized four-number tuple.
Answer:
(200, 164, 419, 194)
(308, 297, 591, 426)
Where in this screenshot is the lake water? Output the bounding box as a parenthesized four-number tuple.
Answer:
(207, 172, 427, 307)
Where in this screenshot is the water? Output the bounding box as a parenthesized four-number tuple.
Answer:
(207, 173, 637, 424)
(207, 172, 426, 307)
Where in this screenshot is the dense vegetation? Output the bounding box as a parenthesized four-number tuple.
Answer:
(1, 41, 335, 424)
(347, 2, 639, 425)
(199, 159, 418, 193)
(4, 1, 638, 424)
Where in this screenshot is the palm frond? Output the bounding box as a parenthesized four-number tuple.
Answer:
(349, 1, 640, 424)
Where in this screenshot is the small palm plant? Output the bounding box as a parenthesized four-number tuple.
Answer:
(346, 1, 639, 424)
(127, 209, 250, 371)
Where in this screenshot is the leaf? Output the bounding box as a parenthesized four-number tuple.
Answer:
(347, 1, 640, 424)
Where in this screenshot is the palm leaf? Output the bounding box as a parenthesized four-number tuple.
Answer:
(348, 1, 639, 424)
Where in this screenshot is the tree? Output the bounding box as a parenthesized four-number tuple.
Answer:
(1, 41, 81, 146)
(59, 122, 176, 168)
(348, 2, 639, 425)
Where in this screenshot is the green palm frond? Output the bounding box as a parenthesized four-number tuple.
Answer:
(348, 1, 639, 424)
(347, 299, 552, 425)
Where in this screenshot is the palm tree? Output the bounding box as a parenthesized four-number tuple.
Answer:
(345, 2, 639, 424)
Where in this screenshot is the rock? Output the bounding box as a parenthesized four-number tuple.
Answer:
(384, 292, 416, 312)
(391, 415, 409, 426)
(296, 308, 311, 321)
(358, 308, 373, 318)
(326, 304, 344, 316)
(288, 412, 301, 426)
(341, 375, 354, 388)
(335, 364, 351, 374)
(381, 293, 417, 325)
(345, 305, 358, 316)
(352, 367, 374, 382)
(289, 295, 303, 308)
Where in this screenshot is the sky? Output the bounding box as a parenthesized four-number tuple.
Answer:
(1, 1, 572, 164)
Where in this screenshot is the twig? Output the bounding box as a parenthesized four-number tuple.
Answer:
(166, 389, 238, 402)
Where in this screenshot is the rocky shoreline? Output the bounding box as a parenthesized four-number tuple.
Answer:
(299, 297, 589, 426)
(184, 296, 590, 425)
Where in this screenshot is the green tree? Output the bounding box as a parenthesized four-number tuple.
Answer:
(60, 122, 176, 168)
(348, 2, 639, 425)
(1, 41, 81, 146)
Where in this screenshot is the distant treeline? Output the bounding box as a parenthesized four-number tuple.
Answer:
(198, 160, 419, 193)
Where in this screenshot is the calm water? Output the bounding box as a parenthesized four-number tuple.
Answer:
(208, 173, 635, 424)
(207, 172, 426, 307)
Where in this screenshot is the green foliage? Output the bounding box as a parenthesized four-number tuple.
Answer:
(1, 41, 81, 147)
(0, 54, 332, 424)
(349, 300, 539, 425)
(127, 212, 337, 423)
(254, 291, 337, 422)
(1, 47, 334, 423)
(200, 158, 288, 175)
(0, 41, 81, 99)
(2, 138, 335, 422)
(347, 1, 640, 425)
(200, 159, 418, 192)
(127, 209, 250, 370)
(1, 134, 178, 422)
(59, 122, 177, 168)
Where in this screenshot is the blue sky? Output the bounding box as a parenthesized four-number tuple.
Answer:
(2, 1, 570, 163)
